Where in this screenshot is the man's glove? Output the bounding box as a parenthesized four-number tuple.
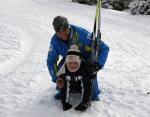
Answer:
(92, 64, 102, 73)
(56, 77, 64, 88)
(88, 63, 102, 79)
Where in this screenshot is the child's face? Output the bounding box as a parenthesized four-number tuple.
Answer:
(66, 62, 80, 72)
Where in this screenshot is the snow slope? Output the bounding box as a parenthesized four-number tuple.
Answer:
(0, 0, 150, 117)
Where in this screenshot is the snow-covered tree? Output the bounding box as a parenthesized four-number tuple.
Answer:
(111, 0, 133, 10)
(72, 0, 132, 10)
(130, 0, 150, 15)
(102, 0, 112, 8)
(111, 0, 125, 11)
(72, 0, 97, 5)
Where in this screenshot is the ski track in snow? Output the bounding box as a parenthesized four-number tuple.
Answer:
(0, 0, 150, 117)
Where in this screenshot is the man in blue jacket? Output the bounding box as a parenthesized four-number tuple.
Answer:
(47, 16, 109, 101)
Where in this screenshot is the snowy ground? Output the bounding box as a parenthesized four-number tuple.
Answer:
(0, 0, 150, 117)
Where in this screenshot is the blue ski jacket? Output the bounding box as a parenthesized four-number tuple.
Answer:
(47, 25, 109, 98)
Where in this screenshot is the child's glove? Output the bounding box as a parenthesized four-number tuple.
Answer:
(56, 77, 64, 88)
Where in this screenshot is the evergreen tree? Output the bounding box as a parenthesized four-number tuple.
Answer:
(130, 0, 150, 15)
(111, 0, 125, 11)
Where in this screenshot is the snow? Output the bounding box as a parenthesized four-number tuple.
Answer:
(0, 0, 150, 117)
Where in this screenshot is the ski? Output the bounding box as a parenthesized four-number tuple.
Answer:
(91, 0, 101, 64)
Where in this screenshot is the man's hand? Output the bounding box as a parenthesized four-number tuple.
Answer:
(56, 77, 64, 88)
(87, 63, 102, 79)
(92, 64, 102, 73)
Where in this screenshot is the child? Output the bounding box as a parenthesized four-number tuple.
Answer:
(56, 45, 93, 111)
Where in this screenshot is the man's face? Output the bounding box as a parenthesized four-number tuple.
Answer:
(66, 62, 80, 72)
(56, 28, 70, 41)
